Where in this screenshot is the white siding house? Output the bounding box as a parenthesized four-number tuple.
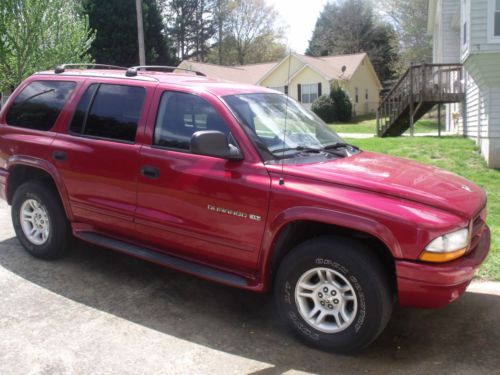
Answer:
(429, 0, 500, 168)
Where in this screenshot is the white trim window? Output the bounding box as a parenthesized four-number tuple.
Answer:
(301, 84, 318, 104)
(462, 0, 470, 54)
(488, 0, 500, 43)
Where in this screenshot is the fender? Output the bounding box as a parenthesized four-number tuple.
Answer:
(6, 155, 74, 221)
(258, 206, 402, 285)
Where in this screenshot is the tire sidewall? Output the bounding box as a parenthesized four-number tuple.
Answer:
(275, 237, 390, 353)
(12, 182, 68, 259)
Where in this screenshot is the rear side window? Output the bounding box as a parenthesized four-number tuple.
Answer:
(69, 83, 145, 143)
(154, 91, 230, 150)
(6, 81, 76, 131)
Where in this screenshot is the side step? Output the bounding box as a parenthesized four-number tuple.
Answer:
(75, 231, 249, 287)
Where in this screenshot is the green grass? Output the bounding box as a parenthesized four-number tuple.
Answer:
(330, 118, 440, 134)
(343, 136, 500, 280)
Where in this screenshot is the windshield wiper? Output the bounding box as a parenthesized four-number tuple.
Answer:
(271, 146, 323, 155)
(323, 142, 359, 151)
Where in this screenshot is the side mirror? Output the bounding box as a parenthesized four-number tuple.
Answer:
(190, 130, 243, 161)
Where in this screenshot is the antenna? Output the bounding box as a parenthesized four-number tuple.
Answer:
(279, 50, 293, 186)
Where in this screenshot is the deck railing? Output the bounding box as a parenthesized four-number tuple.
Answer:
(377, 64, 464, 136)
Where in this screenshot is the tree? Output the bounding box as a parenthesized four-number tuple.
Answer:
(0, 0, 94, 93)
(83, 0, 175, 66)
(375, 0, 432, 73)
(224, 0, 285, 65)
(163, 0, 216, 62)
(306, 0, 398, 82)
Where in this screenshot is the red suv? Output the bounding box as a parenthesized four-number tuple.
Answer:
(0, 65, 490, 353)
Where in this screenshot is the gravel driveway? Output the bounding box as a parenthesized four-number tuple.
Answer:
(0, 200, 499, 375)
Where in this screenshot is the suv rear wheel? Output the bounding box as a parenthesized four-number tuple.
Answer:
(274, 236, 393, 353)
(12, 181, 71, 260)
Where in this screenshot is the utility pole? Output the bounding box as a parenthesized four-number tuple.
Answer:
(135, 0, 146, 65)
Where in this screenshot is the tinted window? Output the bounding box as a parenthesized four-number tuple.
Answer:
(154, 91, 230, 150)
(70, 84, 145, 142)
(6, 81, 75, 131)
(69, 84, 98, 134)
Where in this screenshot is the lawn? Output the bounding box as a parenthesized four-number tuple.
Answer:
(343, 136, 500, 280)
(330, 118, 439, 134)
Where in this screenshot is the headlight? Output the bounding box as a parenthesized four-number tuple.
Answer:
(419, 228, 469, 263)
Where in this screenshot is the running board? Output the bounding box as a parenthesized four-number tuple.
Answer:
(75, 231, 249, 287)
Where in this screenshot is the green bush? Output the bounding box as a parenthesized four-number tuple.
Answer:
(330, 87, 353, 122)
(311, 95, 336, 123)
(311, 87, 353, 123)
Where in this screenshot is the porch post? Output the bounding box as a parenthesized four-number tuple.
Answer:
(409, 65, 415, 137)
(438, 104, 441, 137)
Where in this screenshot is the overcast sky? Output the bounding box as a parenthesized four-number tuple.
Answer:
(267, 0, 330, 54)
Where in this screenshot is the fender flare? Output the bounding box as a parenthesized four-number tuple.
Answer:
(258, 206, 402, 282)
(6, 155, 74, 221)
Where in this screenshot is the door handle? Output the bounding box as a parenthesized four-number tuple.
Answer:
(52, 151, 67, 161)
(140, 165, 160, 179)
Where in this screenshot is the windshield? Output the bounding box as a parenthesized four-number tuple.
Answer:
(223, 93, 354, 161)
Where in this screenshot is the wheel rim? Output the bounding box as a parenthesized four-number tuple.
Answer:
(295, 267, 358, 333)
(19, 199, 50, 246)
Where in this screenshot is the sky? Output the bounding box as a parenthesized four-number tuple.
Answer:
(267, 0, 330, 54)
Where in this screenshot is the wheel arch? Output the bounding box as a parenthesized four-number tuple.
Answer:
(261, 208, 400, 295)
(6, 157, 73, 220)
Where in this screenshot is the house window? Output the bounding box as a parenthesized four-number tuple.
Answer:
(301, 84, 319, 104)
(355, 87, 359, 103)
(365, 89, 369, 100)
(496, 0, 500, 35)
(488, 0, 500, 42)
(462, 0, 469, 48)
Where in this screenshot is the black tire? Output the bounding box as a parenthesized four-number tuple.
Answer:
(274, 236, 393, 354)
(12, 181, 71, 260)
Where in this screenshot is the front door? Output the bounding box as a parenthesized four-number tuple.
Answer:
(136, 89, 271, 272)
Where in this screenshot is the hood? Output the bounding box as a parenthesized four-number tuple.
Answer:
(278, 151, 486, 219)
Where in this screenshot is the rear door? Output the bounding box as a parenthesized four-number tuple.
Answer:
(135, 88, 271, 271)
(52, 80, 155, 237)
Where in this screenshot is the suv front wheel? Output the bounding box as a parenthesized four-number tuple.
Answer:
(274, 236, 393, 353)
(12, 181, 71, 260)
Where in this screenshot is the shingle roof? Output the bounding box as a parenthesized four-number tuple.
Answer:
(178, 61, 278, 85)
(179, 52, 370, 84)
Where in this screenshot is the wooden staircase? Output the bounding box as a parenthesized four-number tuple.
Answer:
(377, 64, 465, 137)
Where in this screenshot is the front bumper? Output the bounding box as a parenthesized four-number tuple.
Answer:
(0, 168, 8, 202)
(396, 225, 491, 308)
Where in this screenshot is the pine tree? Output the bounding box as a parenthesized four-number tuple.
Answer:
(306, 0, 398, 82)
(82, 0, 175, 66)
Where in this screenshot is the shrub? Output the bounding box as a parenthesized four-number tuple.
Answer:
(311, 95, 336, 123)
(329, 87, 353, 122)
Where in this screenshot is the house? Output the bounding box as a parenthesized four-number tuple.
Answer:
(428, 0, 500, 168)
(177, 52, 382, 116)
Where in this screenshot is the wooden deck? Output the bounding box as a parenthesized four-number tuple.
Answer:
(377, 64, 465, 137)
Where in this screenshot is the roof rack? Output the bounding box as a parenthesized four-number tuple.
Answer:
(54, 64, 128, 74)
(125, 65, 206, 77)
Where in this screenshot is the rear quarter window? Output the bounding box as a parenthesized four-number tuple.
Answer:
(6, 81, 76, 131)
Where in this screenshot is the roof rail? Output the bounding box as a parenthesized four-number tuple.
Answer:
(54, 63, 128, 74)
(125, 65, 206, 77)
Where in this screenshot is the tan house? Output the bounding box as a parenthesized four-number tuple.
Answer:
(178, 52, 382, 116)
